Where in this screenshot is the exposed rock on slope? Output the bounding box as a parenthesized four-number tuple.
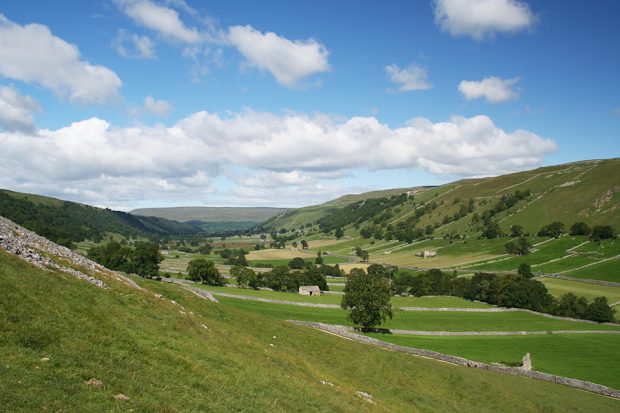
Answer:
(0, 214, 141, 290)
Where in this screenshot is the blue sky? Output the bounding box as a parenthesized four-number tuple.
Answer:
(0, 0, 618, 210)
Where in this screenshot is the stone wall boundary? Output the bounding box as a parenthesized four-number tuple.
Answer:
(288, 320, 620, 399)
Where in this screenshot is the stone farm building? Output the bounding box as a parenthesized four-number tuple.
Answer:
(299, 285, 321, 296)
(418, 250, 437, 258)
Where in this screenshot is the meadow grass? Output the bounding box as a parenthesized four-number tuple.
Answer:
(216, 296, 620, 332)
(563, 259, 620, 283)
(2, 251, 619, 412)
(363, 333, 620, 389)
(540, 277, 620, 304)
(196, 285, 492, 308)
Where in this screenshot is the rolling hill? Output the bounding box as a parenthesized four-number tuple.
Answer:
(130, 206, 289, 223)
(0, 189, 204, 245)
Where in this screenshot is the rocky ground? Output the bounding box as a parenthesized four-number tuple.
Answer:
(0, 214, 141, 290)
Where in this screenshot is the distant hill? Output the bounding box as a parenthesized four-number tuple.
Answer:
(130, 206, 288, 223)
(262, 187, 428, 230)
(262, 158, 620, 236)
(0, 189, 204, 246)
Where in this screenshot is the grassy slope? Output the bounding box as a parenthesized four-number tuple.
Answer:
(3, 254, 619, 412)
(263, 187, 425, 230)
(0, 189, 202, 240)
(129, 206, 289, 223)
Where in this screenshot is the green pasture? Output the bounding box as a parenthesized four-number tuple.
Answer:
(216, 296, 620, 332)
(197, 285, 492, 308)
(540, 277, 620, 304)
(364, 333, 620, 389)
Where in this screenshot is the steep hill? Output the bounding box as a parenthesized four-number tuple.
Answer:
(264, 158, 620, 238)
(1, 216, 618, 412)
(130, 206, 289, 223)
(0, 189, 204, 246)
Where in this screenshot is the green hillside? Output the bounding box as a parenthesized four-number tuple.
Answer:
(262, 186, 428, 230)
(264, 158, 620, 237)
(1, 250, 619, 412)
(0, 189, 204, 245)
(130, 206, 289, 223)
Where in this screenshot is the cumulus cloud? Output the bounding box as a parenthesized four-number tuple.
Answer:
(0, 85, 40, 133)
(143, 95, 173, 116)
(458, 76, 520, 103)
(0, 109, 557, 208)
(434, 0, 535, 40)
(116, 0, 202, 43)
(385, 63, 431, 92)
(0, 15, 122, 104)
(112, 29, 156, 59)
(227, 25, 330, 87)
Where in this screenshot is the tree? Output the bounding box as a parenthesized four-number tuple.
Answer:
(334, 228, 344, 239)
(538, 221, 565, 238)
(231, 265, 257, 289)
(585, 297, 616, 322)
(481, 221, 501, 239)
(187, 259, 224, 286)
(288, 257, 306, 269)
(570, 222, 591, 236)
(315, 251, 323, 265)
(591, 225, 615, 241)
(510, 224, 524, 237)
(129, 241, 163, 277)
(360, 250, 369, 262)
(301, 240, 309, 249)
(517, 262, 534, 278)
(505, 237, 531, 255)
(557, 293, 588, 319)
(341, 268, 392, 330)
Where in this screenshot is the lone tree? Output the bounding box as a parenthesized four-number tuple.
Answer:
(341, 268, 392, 330)
(334, 228, 344, 239)
(187, 259, 224, 286)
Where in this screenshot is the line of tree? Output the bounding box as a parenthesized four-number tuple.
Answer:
(393, 268, 615, 322)
(87, 239, 163, 277)
(232, 264, 336, 292)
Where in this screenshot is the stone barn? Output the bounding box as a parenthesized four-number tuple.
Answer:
(419, 250, 437, 258)
(299, 285, 321, 296)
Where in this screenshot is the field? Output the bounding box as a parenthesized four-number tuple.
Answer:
(363, 333, 620, 389)
(541, 277, 620, 304)
(196, 285, 493, 308)
(5, 253, 619, 412)
(215, 296, 620, 332)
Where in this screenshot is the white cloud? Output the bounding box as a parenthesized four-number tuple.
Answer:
(0, 109, 556, 208)
(116, 0, 202, 43)
(227, 25, 329, 87)
(112, 29, 156, 59)
(0, 85, 40, 133)
(434, 0, 535, 40)
(385, 63, 431, 92)
(0, 15, 121, 104)
(458, 76, 520, 103)
(143, 95, 173, 116)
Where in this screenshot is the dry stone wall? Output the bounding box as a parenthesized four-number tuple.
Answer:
(289, 320, 620, 399)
